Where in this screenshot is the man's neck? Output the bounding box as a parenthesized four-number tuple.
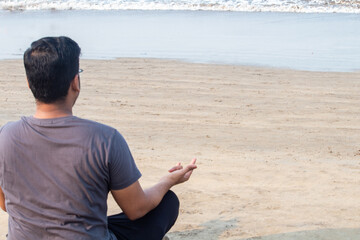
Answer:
(34, 101, 73, 119)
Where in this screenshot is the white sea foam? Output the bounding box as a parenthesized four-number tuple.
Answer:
(0, 0, 359, 13)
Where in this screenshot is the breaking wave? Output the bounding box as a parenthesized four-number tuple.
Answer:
(0, 0, 359, 13)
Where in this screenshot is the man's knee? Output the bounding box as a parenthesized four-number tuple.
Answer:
(164, 190, 179, 206)
(163, 190, 179, 215)
(107, 191, 180, 240)
(155, 190, 179, 236)
(158, 190, 179, 227)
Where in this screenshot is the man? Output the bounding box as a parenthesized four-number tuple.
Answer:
(0, 36, 197, 240)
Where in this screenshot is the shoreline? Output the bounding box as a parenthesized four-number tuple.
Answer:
(1, 58, 360, 239)
(122, 57, 359, 73)
(1, 57, 359, 74)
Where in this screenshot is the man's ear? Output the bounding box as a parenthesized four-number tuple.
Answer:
(71, 75, 80, 93)
(27, 79, 30, 89)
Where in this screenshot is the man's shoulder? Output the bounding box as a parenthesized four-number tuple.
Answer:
(0, 120, 25, 149)
(0, 116, 120, 139)
(0, 119, 23, 135)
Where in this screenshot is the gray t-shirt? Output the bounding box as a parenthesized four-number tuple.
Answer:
(0, 116, 141, 240)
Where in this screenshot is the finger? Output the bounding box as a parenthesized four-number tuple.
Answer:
(168, 165, 183, 173)
(180, 158, 196, 173)
(183, 164, 197, 173)
(168, 166, 179, 173)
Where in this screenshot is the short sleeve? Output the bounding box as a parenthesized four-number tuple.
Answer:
(108, 131, 141, 190)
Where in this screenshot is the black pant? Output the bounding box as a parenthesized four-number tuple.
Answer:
(107, 190, 179, 240)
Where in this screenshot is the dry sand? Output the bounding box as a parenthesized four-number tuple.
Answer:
(0, 58, 360, 240)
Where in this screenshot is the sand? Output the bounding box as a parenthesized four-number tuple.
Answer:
(0, 58, 360, 239)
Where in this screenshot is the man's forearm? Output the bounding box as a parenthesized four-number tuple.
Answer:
(111, 179, 174, 221)
(143, 179, 173, 212)
(0, 187, 6, 212)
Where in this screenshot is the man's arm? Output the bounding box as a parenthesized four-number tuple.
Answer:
(111, 158, 197, 220)
(0, 186, 6, 212)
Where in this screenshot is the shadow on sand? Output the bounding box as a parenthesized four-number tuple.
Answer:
(245, 228, 360, 240)
(168, 218, 360, 240)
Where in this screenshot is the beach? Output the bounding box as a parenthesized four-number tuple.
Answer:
(1, 58, 360, 239)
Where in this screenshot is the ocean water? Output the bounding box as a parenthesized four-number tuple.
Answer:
(0, 2, 359, 72)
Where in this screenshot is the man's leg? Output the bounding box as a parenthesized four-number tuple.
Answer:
(108, 190, 179, 240)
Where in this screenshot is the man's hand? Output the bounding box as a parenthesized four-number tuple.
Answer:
(161, 158, 197, 187)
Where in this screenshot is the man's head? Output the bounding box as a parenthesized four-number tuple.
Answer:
(24, 36, 81, 104)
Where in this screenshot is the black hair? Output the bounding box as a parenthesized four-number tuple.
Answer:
(23, 36, 81, 103)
